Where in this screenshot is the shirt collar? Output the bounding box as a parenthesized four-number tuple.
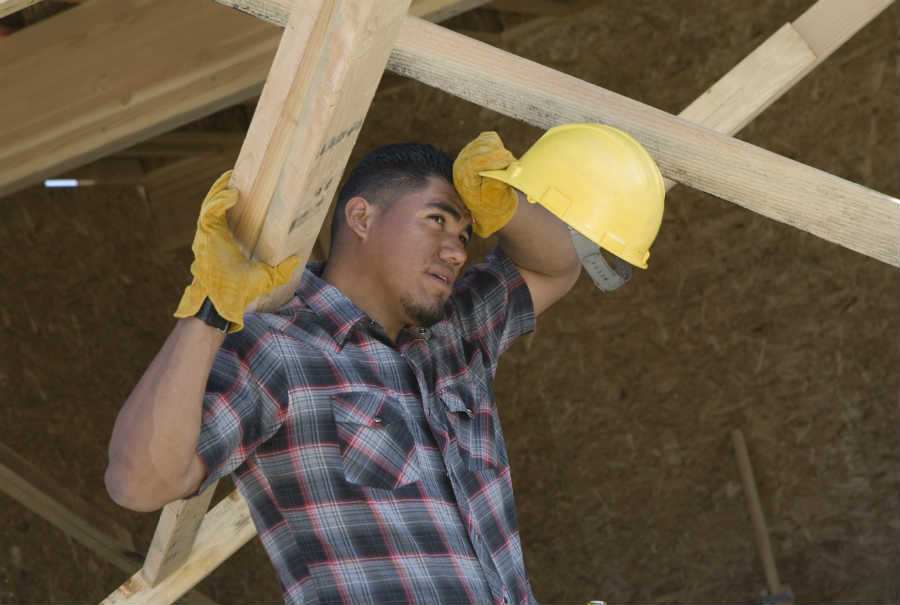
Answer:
(294, 261, 369, 347)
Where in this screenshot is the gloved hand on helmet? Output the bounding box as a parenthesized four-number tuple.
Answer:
(173, 171, 300, 333)
(452, 131, 520, 238)
(476, 123, 666, 269)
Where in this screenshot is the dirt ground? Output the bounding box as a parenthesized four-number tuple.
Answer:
(0, 1, 897, 603)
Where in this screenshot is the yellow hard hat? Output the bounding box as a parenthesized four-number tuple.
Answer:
(479, 123, 665, 268)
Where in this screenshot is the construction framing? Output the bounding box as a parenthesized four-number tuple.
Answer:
(0, 0, 895, 603)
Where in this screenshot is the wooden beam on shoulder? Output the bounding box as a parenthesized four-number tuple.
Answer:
(103, 0, 411, 602)
(216, 0, 898, 267)
(225, 0, 413, 309)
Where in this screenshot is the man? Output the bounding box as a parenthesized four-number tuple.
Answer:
(105, 126, 664, 604)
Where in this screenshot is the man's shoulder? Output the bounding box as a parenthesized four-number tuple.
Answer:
(226, 301, 337, 357)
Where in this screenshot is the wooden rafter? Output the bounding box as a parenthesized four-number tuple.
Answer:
(385, 14, 899, 266)
(96, 2, 894, 600)
(0, 442, 215, 604)
(0, 0, 278, 199)
(0, 0, 41, 19)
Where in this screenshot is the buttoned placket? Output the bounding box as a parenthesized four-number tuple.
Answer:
(402, 333, 509, 605)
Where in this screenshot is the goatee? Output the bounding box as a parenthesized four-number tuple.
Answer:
(402, 298, 446, 328)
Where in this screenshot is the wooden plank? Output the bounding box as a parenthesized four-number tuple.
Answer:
(141, 483, 218, 586)
(792, 0, 892, 58)
(0, 0, 41, 19)
(101, 490, 255, 605)
(226, 0, 414, 312)
(384, 14, 900, 266)
(675, 23, 816, 147)
(0, 442, 216, 604)
(0, 0, 280, 199)
(0, 441, 139, 568)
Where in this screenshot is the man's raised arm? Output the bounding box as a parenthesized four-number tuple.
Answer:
(104, 172, 297, 511)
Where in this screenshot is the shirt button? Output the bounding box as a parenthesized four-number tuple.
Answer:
(373, 416, 383, 424)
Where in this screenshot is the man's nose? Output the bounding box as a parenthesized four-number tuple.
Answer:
(440, 234, 467, 267)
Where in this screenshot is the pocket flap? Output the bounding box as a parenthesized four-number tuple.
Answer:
(331, 390, 388, 426)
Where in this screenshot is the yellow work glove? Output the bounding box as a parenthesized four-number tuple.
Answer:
(452, 131, 519, 238)
(174, 171, 300, 333)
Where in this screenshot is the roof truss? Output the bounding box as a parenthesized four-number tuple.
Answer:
(100, 1, 896, 599)
(0, 0, 892, 602)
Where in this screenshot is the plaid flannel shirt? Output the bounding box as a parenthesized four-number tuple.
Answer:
(196, 248, 536, 605)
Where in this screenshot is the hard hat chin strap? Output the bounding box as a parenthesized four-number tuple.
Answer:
(569, 228, 632, 291)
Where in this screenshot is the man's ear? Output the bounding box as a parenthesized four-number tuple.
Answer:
(344, 196, 376, 240)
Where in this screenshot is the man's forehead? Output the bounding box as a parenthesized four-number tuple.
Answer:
(421, 178, 471, 221)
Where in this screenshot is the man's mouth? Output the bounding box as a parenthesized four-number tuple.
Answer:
(427, 271, 452, 290)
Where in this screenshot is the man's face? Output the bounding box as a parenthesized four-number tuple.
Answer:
(365, 175, 473, 330)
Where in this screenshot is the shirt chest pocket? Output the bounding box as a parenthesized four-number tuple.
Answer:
(330, 390, 420, 491)
(439, 373, 509, 472)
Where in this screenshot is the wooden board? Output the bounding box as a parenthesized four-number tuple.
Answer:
(0, 441, 139, 570)
(0, 442, 215, 604)
(101, 490, 255, 604)
(140, 482, 218, 586)
(385, 14, 900, 266)
(226, 0, 413, 311)
(0, 0, 41, 19)
(0, 0, 279, 199)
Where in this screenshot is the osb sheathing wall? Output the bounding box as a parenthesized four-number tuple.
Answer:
(0, 0, 897, 603)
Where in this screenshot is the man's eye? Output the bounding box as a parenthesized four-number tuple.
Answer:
(429, 215, 445, 225)
(459, 234, 470, 245)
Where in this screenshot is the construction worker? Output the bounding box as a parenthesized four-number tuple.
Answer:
(105, 124, 664, 605)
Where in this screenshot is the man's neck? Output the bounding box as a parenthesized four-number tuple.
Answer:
(321, 255, 404, 341)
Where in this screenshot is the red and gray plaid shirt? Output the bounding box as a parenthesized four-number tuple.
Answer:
(196, 248, 537, 605)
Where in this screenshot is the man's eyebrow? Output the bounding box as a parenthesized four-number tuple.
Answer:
(425, 201, 474, 238)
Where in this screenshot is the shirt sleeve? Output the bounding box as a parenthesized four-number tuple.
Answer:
(449, 246, 535, 366)
(194, 313, 289, 495)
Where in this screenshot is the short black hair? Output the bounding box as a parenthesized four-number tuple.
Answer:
(329, 143, 453, 248)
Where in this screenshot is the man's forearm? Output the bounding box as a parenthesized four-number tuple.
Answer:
(497, 189, 581, 277)
(105, 318, 224, 511)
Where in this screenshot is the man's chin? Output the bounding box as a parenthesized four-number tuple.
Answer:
(402, 298, 446, 328)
